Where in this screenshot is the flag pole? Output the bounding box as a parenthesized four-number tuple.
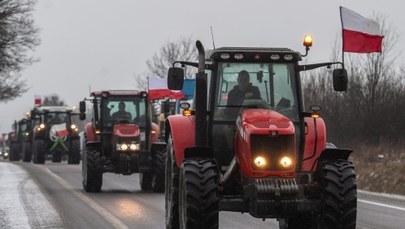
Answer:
(339, 6, 345, 68)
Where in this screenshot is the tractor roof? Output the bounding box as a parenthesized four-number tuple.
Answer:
(207, 47, 302, 61)
(91, 90, 145, 97)
(33, 106, 72, 113)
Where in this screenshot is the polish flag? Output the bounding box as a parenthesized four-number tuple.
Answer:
(340, 6, 384, 53)
(148, 76, 185, 101)
(34, 95, 42, 106)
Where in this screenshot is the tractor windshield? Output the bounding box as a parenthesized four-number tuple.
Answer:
(101, 96, 147, 128)
(45, 112, 68, 125)
(215, 62, 299, 122)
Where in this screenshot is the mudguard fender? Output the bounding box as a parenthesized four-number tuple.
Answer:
(302, 117, 326, 172)
(166, 115, 195, 167)
(84, 123, 97, 142)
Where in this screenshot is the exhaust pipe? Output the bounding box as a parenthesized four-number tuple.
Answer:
(194, 40, 207, 147)
(220, 157, 238, 186)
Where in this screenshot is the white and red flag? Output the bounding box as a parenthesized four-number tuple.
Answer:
(148, 76, 185, 101)
(34, 95, 42, 106)
(340, 6, 384, 53)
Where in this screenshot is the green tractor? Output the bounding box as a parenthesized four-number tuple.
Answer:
(31, 106, 81, 164)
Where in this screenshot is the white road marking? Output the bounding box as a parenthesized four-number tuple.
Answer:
(358, 199, 405, 212)
(40, 166, 130, 229)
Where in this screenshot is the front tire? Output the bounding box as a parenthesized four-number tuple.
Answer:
(179, 159, 219, 229)
(316, 160, 357, 229)
(33, 140, 45, 164)
(82, 146, 103, 192)
(68, 139, 81, 164)
(22, 142, 32, 162)
(165, 134, 179, 229)
(152, 147, 166, 193)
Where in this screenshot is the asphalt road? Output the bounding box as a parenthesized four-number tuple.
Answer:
(1, 160, 405, 228)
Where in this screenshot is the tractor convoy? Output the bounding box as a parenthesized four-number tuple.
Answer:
(2, 35, 357, 229)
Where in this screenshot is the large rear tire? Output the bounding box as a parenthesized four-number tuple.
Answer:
(68, 139, 81, 164)
(165, 134, 179, 229)
(152, 147, 166, 193)
(316, 159, 357, 229)
(82, 146, 103, 192)
(33, 140, 45, 164)
(179, 159, 219, 229)
(22, 142, 32, 162)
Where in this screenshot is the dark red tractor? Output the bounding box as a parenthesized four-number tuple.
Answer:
(164, 38, 356, 228)
(79, 90, 165, 192)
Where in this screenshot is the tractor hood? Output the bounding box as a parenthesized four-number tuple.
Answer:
(238, 109, 294, 136)
(113, 124, 140, 138)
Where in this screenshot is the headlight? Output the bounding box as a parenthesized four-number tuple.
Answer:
(117, 143, 139, 151)
(0, 152, 2, 155)
(120, 144, 128, 151)
(280, 156, 293, 168)
(254, 156, 267, 169)
(71, 124, 77, 129)
(4, 152, 8, 157)
(39, 123, 45, 129)
(129, 143, 140, 151)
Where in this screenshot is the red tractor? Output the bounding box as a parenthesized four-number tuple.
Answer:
(79, 90, 166, 192)
(164, 38, 356, 228)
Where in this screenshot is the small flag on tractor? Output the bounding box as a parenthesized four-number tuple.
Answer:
(340, 6, 384, 53)
(34, 95, 42, 106)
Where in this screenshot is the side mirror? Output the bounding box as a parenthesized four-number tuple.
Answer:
(333, 69, 348, 92)
(79, 101, 86, 120)
(167, 67, 184, 90)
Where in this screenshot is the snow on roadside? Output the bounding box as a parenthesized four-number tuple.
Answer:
(0, 162, 63, 229)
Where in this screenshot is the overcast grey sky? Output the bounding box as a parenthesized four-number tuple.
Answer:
(0, 0, 404, 133)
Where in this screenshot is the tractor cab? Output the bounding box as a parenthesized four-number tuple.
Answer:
(204, 48, 304, 171)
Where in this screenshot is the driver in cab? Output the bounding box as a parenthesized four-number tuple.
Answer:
(227, 70, 261, 106)
(112, 102, 132, 120)
(224, 70, 261, 118)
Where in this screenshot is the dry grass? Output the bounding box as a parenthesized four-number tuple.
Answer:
(349, 142, 405, 195)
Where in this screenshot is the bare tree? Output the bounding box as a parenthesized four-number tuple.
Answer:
(146, 36, 197, 78)
(133, 73, 148, 91)
(43, 94, 66, 106)
(0, 0, 40, 102)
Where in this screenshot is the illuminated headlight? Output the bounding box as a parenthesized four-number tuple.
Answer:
(4, 152, 8, 157)
(254, 156, 267, 168)
(0, 152, 2, 155)
(129, 143, 140, 151)
(120, 144, 128, 151)
(71, 124, 79, 132)
(25, 132, 29, 136)
(39, 123, 45, 129)
(116, 143, 140, 151)
(280, 156, 293, 168)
